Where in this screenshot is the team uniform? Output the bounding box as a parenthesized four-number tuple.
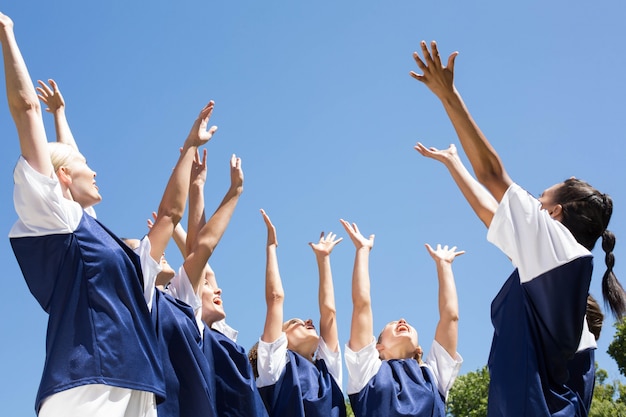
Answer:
(486, 183, 597, 417)
(170, 271, 268, 417)
(345, 339, 462, 417)
(256, 333, 346, 417)
(566, 349, 595, 414)
(155, 266, 217, 417)
(204, 326, 269, 417)
(9, 157, 165, 416)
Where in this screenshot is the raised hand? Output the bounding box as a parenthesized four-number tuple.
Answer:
(260, 209, 278, 247)
(340, 219, 374, 251)
(229, 154, 243, 192)
(414, 142, 460, 166)
(409, 40, 458, 99)
(186, 101, 218, 148)
(309, 232, 342, 257)
(36, 79, 65, 113)
(0, 12, 14, 30)
(425, 243, 465, 265)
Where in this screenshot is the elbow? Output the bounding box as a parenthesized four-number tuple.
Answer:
(442, 311, 460, 323)
(352, 297, 371, 312)
(266, 290, 285, 306)
(320, 304, 337, 318)
(9, 96, 41, 118)
(475, 169, 502, 189)
(157, 207, 183, 226)
(475, 169, 510, 199)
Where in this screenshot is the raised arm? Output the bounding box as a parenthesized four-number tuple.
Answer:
(149, 211, 188, 258)
(415, 143, 498, 228)
(147, 101, 217, 262)
(186, 148, 208, 258)
(36, 79, 78, 151)
(1, 13, 51, 176)
(309, 232, 343, 352)
(411, 41, 512, 201)
(425, 243, 464, 358)
(260, 209, 284, 344)
(340, 219, 375, 352)
(183, 154, 243, 293)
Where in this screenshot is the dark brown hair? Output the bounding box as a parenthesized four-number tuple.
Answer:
(554, 178, 626, 319)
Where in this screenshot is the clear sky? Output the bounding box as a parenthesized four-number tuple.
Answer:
(1, 1, 626, 415)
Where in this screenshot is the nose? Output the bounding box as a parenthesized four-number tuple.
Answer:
(398, 318, 407, 324)
(305, 319, 313, 326)
(215, 287, 222, 295)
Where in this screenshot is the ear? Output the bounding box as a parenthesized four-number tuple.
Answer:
(550, 204, 563, 221)
(414, 345, 423, 363)
(376, 343, 386, 360)
(56, 166, 72, 187)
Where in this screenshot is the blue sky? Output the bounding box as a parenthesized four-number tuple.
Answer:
(1, 1, 626, 415)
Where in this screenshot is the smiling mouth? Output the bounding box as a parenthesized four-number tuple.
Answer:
(396, 324, 409, 332)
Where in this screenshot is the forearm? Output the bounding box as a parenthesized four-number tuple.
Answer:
(445, 154, 498, 227)
(439, 89, 511, 200)
(436, 262, 459, 323)
(187, 181, 206, 256)
(158, 143, 196, 222)
(193, 186, 241, 260)
(262, 244, 284, 343)
(51, 108, 78, 150)
(317, 255, 338, 349)
(433, 260, 459, 357)
(349, 248, 374, 350)
(149, 143, 196, 260)
(1, 27, 50, 175)
(172, 223, 187, 258)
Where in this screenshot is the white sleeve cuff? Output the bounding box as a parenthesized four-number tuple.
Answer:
(166, 267, 202, 312)
(134, 236, 162, 311)
(317, 337, 343, 388)
(10, 156, 84, 237)
(344, 339, 381, 395)
(423, 340, 463, 399)
(256, 333, 289, 388)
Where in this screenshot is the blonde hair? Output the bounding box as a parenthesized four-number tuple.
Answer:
(47, 142, 82, 172)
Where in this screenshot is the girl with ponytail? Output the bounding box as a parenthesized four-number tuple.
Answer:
(412, 41, 625, 417)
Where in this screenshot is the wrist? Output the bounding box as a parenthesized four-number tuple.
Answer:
(0, 25, 14, 38)
(182, 137, 199, 150)
(229, 184, 243, 195)
(315, 253, 331, 262)
(436, 260, 453, 270)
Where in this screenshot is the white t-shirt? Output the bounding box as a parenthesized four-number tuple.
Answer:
(487, 183, 596, 351)
(344, 339, 462, 397)
(256, 333, 343, 389)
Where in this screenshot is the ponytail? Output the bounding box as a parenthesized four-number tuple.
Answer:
(554, 179, 626, 319)
(601, 230, 626, 319)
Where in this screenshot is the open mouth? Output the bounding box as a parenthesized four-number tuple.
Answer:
(396, 324, 409, 333)
(213, 297, 222, 306)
